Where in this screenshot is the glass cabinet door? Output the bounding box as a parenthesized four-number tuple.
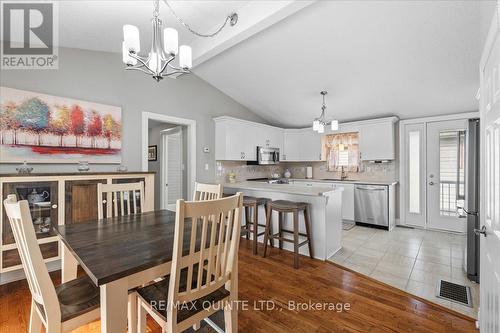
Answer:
(2, 181, 58, 244)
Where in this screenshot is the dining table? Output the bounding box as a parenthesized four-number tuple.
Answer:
(54, 209, 238, 333)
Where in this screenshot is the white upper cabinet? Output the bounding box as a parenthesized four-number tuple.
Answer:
(214, 117, 282, 161)
(283, 129, 323, 162)
(358, 119, 397, 161)
(215, 116, 397, 162)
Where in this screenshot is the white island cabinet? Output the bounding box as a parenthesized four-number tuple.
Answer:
(223, 181, 343, 260)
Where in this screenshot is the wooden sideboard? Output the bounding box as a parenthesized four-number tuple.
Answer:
(0, 172, 154, 278)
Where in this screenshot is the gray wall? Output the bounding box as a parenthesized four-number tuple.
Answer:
(0, 47, 265, 183)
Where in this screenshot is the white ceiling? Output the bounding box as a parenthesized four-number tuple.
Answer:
(194, 1, 482, 127)
(58, 0, 251, 53)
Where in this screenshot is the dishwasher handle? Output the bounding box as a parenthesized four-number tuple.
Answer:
(355, 186, 387, 191)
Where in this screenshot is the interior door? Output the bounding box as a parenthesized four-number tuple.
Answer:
(426, 120, 467, 232)
(161, 128, 183, 210)
(479, 11, 500, 332)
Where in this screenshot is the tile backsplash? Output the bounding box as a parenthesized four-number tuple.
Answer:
(216, 160, 397, 183)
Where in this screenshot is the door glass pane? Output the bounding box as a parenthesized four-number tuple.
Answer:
(408, 131, 420, 214)
(439, 131, 465, 216)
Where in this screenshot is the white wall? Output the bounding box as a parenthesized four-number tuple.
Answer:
(0, 47, 266, 182)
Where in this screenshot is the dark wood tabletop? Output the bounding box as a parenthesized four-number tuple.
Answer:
(54, 210, 182, 286)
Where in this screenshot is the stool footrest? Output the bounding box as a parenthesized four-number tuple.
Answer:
(270, 233, 310, 247)
(279, 229, 309, 238)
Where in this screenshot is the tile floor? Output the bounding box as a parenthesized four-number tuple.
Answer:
(328, 225, 479, 318)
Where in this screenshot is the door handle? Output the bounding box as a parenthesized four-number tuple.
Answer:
(474, 225, 487, 237)
(457, 206, 478, 216)
(428, 181, 435, 185)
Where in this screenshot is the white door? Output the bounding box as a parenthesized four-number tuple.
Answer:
(426, 120, 467, 232)
(161, 128, 183, 210)
(479, 10, 500, 332)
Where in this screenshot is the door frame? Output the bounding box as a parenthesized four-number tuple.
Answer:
(399, 112, 479, 229)
(141, 112, 196, 200)
(160, 127, 184, 210)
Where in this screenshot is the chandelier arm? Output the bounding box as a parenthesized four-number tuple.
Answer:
(158, 55, 176, 75)
(161, 0, 236, 38)
(161, 70, 188, 77)
(128, 52, 155, 74)
(126, 66, 157, 75)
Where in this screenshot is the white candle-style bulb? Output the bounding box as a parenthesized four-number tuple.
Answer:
(318, 123, 325, 134)
(313, 120, 320, 131)
(122, 41, 137, 65)
(123, 25, 140, 52)
(163, 27, 178, 55)
(331, 120, 339, 131)
(179, 45, 192, 69)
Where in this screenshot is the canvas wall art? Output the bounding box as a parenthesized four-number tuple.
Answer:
(0, 87, 122, 163)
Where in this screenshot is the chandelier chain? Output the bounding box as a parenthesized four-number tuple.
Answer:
(162, 0, 235, 38)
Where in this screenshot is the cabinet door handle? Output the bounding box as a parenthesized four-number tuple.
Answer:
(51, 204, 58, 209)
(102, 199, 107, 204)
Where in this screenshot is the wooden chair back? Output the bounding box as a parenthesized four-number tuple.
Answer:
(192, 182, 223, 201)
(3, 194, 60, 324)
(97, 181, 145, 219)
(167, 192, 242, 323)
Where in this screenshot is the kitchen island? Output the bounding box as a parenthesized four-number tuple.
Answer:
(223, 181, 343, 260)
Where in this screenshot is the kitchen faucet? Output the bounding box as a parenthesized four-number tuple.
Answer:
(341, 166, 348, 180)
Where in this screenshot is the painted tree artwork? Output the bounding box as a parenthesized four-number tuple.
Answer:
(0, 87, 122, 163)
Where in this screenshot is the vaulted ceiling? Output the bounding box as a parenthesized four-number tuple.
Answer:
(53, 1, 481, 127)
(194, 1, 481, 127)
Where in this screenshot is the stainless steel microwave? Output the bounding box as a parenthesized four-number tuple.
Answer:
(257, 146, 280, 165)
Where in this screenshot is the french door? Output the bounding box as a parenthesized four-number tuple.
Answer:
(402, 118, 469, 232)
(426, 120, 467, 232)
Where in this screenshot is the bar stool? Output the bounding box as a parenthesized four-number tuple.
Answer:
(262, 200, 313, 268)
(242, 196, 272, 255)
(224, 194, 272, 255)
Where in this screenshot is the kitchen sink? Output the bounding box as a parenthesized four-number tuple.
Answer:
(321, 179, 356, 182)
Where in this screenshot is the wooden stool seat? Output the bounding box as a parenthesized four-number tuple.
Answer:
(263, 200, 313, 269)
(242, 196, 258, 205)
(269, 200, 308, 211)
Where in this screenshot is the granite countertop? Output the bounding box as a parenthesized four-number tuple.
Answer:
(223, 181, 343, 196)
(0, 171, 155, 177)
(290, 178, 398, 186)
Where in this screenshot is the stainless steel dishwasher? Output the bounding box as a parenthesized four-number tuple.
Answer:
(354, 184, 389, 229)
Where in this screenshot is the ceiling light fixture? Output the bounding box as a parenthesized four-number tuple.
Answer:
(122, 0, 238, 81)
(313, 91, 338, 133)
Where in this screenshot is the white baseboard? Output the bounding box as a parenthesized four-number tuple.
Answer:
(0, 260, 61, 285)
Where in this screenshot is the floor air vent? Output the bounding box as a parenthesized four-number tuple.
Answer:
(436, 280, 472, 307)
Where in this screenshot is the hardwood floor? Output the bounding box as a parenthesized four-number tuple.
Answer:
(0, 239, 478, 333)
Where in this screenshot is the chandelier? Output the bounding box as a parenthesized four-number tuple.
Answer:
(312, 91, 338, 133)
(122, 0, 238, 81)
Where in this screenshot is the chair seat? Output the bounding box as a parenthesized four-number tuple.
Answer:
(36, 276, 100, 322)
(136, 268, 230, 324)
(270, 200, 308, 211)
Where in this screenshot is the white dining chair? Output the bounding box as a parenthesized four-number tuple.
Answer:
(192, 182, 223, 201)
(97, 181, 145, 219)
(3, 194, 100, 333)
(96, 180, 147, 333)
(136, 192, 243, 333)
